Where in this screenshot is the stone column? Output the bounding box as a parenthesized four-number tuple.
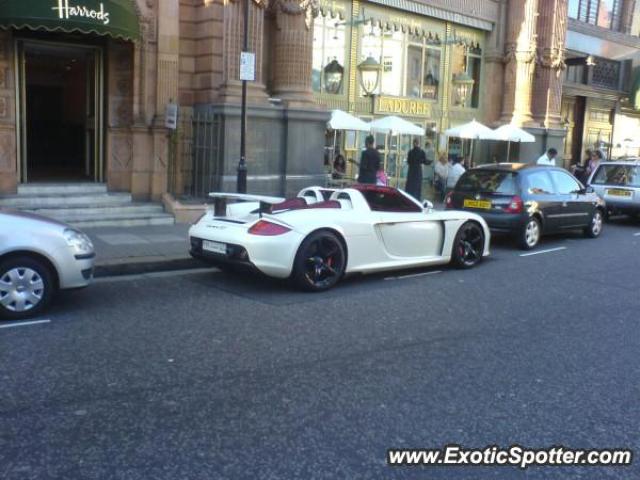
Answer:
(0, 30, 17, 193)
(270, 0, 317, 107)
(620, 0, 636, 34)
(219, 0, 269, 103)
(500, 0, 539, 126)
(482, 0, 508, 125)
(531, 0, 567, 129)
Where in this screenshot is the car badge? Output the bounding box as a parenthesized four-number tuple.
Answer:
(207, 225, 226, 230)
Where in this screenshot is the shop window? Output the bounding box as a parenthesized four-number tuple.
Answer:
(451, 43, 482, 108)
(568, 0, 622, 31)
(565, 64, 586, 84)
(312, 14, 347, 94)
(467, 53, 482, 108)
(359, 23, 442, 99)
(592, 59, 620, 90)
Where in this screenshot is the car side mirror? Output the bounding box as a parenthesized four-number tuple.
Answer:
(585, 185, 595, 194)
(423, 200, 434, 211)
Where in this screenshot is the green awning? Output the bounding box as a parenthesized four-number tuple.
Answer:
(630, 66, 640, 111)
(0, 0, 140, 41)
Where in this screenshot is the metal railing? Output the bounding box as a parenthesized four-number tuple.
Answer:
(168, 111, 224, 200)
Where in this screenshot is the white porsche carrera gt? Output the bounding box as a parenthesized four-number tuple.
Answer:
(189, 185, 491, 291)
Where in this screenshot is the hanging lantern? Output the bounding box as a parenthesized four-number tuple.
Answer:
(357, 55, 382, 96)
(323, 59, 344, 94)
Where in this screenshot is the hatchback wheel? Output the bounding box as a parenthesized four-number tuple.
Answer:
(291, 231, 346, 291)
(451, 222, 484, 269)
(0, 256, 55, 321)
(518, 217, 541, 250)
(584, 209, 604, 238)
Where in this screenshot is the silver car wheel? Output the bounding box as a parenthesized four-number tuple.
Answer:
(525, 220, 540, 247)
(591, 211, 603, 236)
(0, 267, 45, 313)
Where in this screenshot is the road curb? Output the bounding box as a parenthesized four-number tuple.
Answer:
(94, 256, 209, 278)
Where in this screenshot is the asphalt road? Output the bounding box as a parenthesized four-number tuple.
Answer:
(1, 219, 640, 480)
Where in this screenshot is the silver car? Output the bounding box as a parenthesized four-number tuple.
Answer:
(0, 210, 95, 320)
(587, 160, 640, 218)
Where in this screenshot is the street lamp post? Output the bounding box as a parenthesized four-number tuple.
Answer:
(237, 0, 250, 193)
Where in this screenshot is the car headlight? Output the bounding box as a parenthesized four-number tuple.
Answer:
(63, 228, 94, 255)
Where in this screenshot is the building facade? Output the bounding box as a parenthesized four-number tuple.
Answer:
(1, 0, 639, 200)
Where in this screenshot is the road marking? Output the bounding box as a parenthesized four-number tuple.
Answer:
(519, 247, 567, 257)
(384, 270, 442, 281)
(94, 267, 219, 283)
(0, 319, 51, 330)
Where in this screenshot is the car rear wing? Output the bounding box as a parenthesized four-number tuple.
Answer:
(208, 192, 286, 217)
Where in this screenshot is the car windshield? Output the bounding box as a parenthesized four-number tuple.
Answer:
(591, 164, 640, 187)
(456, 170, 518, 195)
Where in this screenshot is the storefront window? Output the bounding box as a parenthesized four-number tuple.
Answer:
(360, 24, 442, 99)
(451, 43, 482, 108)
(568, 0, 621, 31)
(312, 14, 347, 94)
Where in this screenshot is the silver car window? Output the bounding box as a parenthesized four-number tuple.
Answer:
(592, 165, 640, 187)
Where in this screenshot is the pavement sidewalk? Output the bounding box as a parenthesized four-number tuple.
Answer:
(84, 223, 205, 277)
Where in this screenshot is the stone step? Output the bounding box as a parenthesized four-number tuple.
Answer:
(0, 192, 133, 208)
(25, 203, 165, 218)
(62, 213, 176, 229)
(17, 183, 108, 195)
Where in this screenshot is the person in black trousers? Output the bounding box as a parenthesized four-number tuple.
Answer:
(358, 135, 381, 184)
(405, 138, 430, 200)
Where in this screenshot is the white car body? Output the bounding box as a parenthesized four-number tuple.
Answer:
(189, 186, 490, 284)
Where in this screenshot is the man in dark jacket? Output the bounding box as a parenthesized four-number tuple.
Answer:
(358, 135, 381, 184)
(405, 138, 430, 200)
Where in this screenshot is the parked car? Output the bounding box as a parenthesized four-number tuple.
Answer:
(189, 185, 491, 291)
(445, 163, 606, 249)
(0, 210, 95, 320)
(587, 159, 640, 219)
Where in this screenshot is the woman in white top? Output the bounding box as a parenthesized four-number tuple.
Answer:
(447, 158, 466, 189)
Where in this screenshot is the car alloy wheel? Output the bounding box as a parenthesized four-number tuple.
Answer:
(519, 217, 541, 250)
(451, 222, 484, 269)
(584, 209, 604, 238)
(0, 257, 54, 321)
(292, 231, 346, 291)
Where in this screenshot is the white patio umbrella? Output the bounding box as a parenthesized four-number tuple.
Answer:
(327, 110, 371, 132)
(489, 123, 535, 162)
(326, 110, 371, 181)
(370, 116, 426, 186)
(369, 115, 426, 136)
(445, 119, 494, 167)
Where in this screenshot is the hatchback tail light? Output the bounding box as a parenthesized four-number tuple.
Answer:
(248, 220, 291, 236)
(504, 195, 524, 214)
(444, 192, 454, 209)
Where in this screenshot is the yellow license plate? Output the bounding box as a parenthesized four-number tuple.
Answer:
(464, 199, 492, 209)
(607, 189, 632, 197)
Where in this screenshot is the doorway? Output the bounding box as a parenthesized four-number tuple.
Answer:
(17, 40, 103, 183)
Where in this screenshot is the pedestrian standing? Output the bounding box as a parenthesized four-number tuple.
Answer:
(536, 148, 558, 166)
(358, 135, 381, 184)
(585, 149, 603, 179)
(447, 157, 466, 191)
(405, 138, 427, 200)
(434, 153, 449, 201)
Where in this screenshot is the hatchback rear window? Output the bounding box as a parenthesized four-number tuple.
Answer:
(591, 164, 640, 187)
(456, 170, 518, 195)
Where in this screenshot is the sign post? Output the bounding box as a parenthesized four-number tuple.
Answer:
(237, 0, 253, 194)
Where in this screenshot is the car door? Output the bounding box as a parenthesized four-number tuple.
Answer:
(548, 170, 592, 228)
(376, 211, 444, 258)
(521, 170, 560, 232)
(364, 189, 444, 258)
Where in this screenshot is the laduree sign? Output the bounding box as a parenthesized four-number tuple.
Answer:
(52, 0, 111, 26)
(375, 96, 432, 117)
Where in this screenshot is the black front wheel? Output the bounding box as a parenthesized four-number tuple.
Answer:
(291, 231, 346, 291)
(451, 222, 485, 269)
